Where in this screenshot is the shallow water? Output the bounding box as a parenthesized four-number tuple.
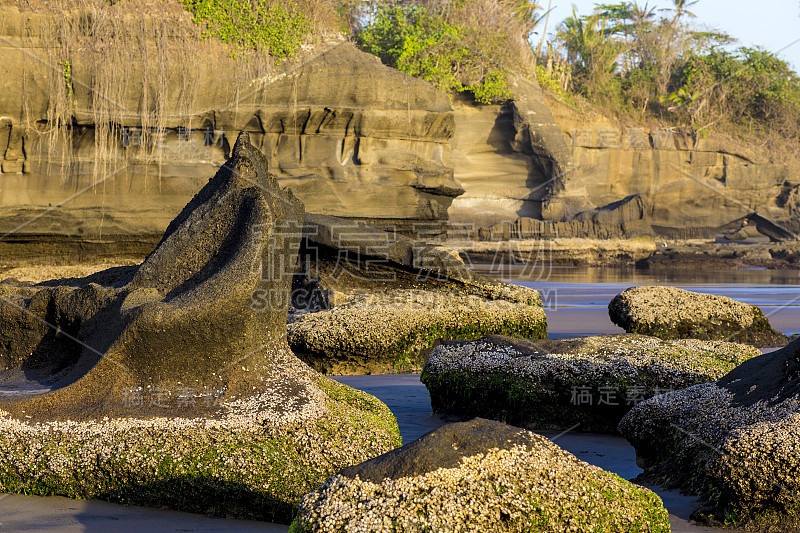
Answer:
(472, 264, 800, 339)
(1, 264, 784, 531)
(330, 265, 793, 531)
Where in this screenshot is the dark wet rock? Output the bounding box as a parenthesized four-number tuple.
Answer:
(291, 418, 670, 532)
(0, 130, 306, 419)
(287, 215, 546, 374)
(619, 337, 800, 531)
(609, 285, 789, 348)
(299, 213, 542, 305)
(421, 334, 758, 433)
(637, 241, 800, 270)
(476, 195, 653, 241)
(0, 132, 400, 522)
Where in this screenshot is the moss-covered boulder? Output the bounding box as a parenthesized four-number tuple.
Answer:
(0, 132, 401, 522)
(288, 290, 547, 374)
(609, 285, 788, 348)
(290, 418, 670, 532)
(421, 334, 759, 432)
(0, 372, 400, 523)
(288, 216, 546, 373)
(619, 337, 800, 532)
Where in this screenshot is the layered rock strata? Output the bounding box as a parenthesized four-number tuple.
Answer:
(0, 5, 460, 245)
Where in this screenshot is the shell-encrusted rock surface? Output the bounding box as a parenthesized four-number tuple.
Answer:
(289, 418, 670, 533)
(288, 290, 547, 374)
(0, 370, 400, 522)
(609, 285, 788, 348)
(286, 213, 546, 374)
(421, 334, 759, 432)
(0, 132, 401, 522)
(619, 337, 800, 531)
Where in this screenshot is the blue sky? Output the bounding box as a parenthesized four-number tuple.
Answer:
(538, 0, 800, 72)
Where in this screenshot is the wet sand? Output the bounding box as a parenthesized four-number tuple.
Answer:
(0, 493, 289, 532)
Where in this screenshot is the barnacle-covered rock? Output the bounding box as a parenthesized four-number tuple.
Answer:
(290, 418, 670, 533)
(609, 285, 788, 348)
(0, 132, 400, 522)
(421, 334, 758, 432)
(286, 213, 546, 374)
(619, 337, 800, 531)
(288, 290, 547, 374)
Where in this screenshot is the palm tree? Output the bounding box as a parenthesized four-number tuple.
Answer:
(630, 2, 657, 25)
(671, 0, 698, 25)
(556, 8, 622, 92)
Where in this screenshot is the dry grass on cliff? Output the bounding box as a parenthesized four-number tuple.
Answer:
(9, 0, 222, 184)
(7, 0, 341, 186)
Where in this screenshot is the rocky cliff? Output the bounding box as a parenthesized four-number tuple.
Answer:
(448, 88, 800, 241)
(0, 5, 459, 256)
(0, 3, 797, 256)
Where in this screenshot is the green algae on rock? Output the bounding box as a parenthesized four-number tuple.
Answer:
(421, 334, 759, 432)
(609, 285, 789, 348)
(290, 418, 670, 533)
(0, 132, 400, 521)
(289, 290, 547, 374)
(0, 371, 400, 523)
(619, 337, 800, 532)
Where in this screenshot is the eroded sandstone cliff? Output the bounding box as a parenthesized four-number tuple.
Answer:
(448, 86, 800, 241)
(0, 6, 460, 254)
(1, 3, 797, 256)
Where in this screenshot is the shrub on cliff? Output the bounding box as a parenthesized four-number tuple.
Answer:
(548, 1, 800, 149)
(180, 0, 340, 59)
(669, 46, 800, 140)
(357, 0, 540, 104)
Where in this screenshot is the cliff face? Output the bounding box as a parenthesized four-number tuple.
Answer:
(0, 7, 459, 245)
(447, 89, 800, 241)
(543, 101, 800, 238)
(446, 76, 574, 230)
(0, 5, 797, 252)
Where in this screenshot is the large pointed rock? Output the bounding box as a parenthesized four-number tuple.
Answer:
(1, 131, 304, 418)
(0, 132, 400, 521)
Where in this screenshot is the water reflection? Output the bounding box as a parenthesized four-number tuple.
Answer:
(473, 264, 800, 338)
(472, 264, 800, 286)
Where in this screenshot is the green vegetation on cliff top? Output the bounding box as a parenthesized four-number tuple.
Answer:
(356, 0, 538, 104)
(180, 0, 313, 59)
(354, 0, 800, 155)
(14, 0, 800, 156)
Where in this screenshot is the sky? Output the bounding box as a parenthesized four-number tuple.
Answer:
(537, 0, 800, 72)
